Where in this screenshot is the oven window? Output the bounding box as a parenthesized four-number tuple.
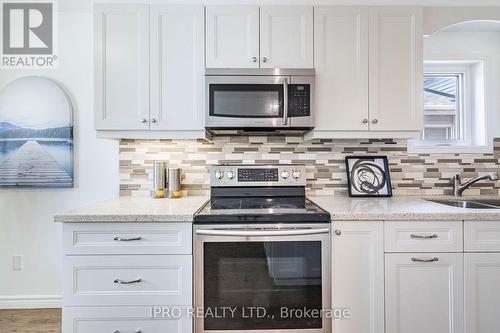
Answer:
(203, 241, 322, 330)
(209, 84, 283, 118)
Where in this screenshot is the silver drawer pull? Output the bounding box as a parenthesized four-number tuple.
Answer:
(410, 233, 438, 239)
(114, 278, 142, 284)
(113, 331, 142, 333)
(411, 257, 439, 262)
(113, 236, 142, 242)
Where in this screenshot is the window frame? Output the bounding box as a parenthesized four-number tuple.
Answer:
(408, 60, 490, 154)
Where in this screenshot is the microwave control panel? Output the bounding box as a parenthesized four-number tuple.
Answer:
(288, 84, 310, 117)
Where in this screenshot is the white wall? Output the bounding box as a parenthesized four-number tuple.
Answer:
(0, 0, 118, 308)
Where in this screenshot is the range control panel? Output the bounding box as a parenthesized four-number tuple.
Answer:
(238, 168, 279, 182)
(210, 165, 306, 187)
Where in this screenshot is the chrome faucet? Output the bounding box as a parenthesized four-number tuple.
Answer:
(452, 172, 499, 197)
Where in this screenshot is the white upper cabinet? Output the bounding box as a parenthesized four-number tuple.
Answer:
(94, 4, 150, 130)
(205, 6, 259, 68)
(150, 5, 204, 131)
(368, 7, 423, 131)
(205, 5, 313, 69)
(385, 253, 464, 333)
(94, 4, 206, 138)
(259, 6, 314, 68)
(332, 222, 385, 333)
(314, 7, 369, 132)
(308, 6, 423, 139)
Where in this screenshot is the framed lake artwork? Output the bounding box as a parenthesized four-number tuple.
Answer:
(345, 156, 392, 197)
(0, 76, 73, 187)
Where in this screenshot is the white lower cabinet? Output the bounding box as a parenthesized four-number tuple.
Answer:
(63, 306, 192, 333)
(464, 254, 500, 333)
(385, 253, 464, 333)
(62, 223, 193, 333)
(332, 222, 384, 333)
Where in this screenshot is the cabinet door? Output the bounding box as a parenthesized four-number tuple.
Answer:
(94, 4, 150, 130)
(368, 7, 423, 131)
(205, 6, 259, 68)
(150, 5, 204, 131)
(385, 253, 464, 333)
(260, 6, 313, 68)
(332, 222, 384, 333)
(465, 253, 500, 333)
(314, 7, 369, 131)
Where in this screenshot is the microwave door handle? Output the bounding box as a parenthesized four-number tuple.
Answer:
(282, 77, 289, 126)
(195, 228, 330, 237)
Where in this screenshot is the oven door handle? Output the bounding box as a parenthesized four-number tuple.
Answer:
(195, 228, 330, 237)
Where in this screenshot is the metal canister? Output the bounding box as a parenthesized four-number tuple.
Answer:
(167, 167, 182, 198)
(151, 161, 166, 198)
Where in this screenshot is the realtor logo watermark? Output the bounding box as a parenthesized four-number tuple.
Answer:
(150, 306, 352, 321)
(1, 0, 57, 68)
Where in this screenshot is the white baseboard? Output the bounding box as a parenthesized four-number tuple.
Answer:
(0, 295, 62, 309)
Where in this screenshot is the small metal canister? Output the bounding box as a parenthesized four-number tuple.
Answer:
(167, 167, 182, 198)
(151, 161, 166, 198)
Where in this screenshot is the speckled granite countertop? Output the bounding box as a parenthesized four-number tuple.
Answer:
(309, 195, 500, 221)
(54, 196, 209, 222)
(55, 195, 500, 223)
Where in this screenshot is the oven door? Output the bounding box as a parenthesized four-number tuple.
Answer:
(205, 76, 290, 128)
(194, 224, 331, 333)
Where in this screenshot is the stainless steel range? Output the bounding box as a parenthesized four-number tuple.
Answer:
(194, 165, 331, 333)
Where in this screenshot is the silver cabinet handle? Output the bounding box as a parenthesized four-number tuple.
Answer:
(151, 118, 157, 124)
(262, 57, 268, 63)
(411, 257, 439, 262)
(114, 278, 142, 284)
(113, 236, 142, 242)
(251, 56, 257, 62)
(282, 77, 289, 125)
(410, 234, 438, 239)
(362, 119, 368, 124)
(141, 118, 147, 124)
(372, 118, 378, 124)
(196, 228, 330, 237)
(335, 230, 342, 236)
(114, 331, 142, 333)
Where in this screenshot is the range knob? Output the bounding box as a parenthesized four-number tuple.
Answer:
(281, 171, 290, 179)
(227, 171, 235, 179)
(214, 171, 224, 179)
(292, 170, 302, 179)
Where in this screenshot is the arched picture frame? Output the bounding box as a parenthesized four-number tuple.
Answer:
(0, 76, 73, 187)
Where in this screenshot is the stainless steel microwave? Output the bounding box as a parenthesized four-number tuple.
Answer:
(205, 69, 315, 135)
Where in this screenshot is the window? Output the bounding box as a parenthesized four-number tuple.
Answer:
(409, 60, 488, 153)
(422, 73, 464, 142)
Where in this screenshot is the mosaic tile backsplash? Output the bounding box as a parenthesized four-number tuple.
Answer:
(119, 137, 500, 197)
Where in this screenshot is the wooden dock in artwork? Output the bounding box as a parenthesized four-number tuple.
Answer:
(0, 140, 73, 187)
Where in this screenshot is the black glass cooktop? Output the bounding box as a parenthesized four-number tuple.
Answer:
(194, 196, 330, 224)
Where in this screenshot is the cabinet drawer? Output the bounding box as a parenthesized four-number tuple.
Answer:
(63, 306, 192, 333)
(63, 255, 192, 306)
(385, 221, 463, 252)
(63, 223, 192, 255)
(465, 221, 500, 252)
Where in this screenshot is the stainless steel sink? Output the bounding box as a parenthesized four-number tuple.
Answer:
(473, 199, 500, 207)
(426, 199, 500, 209)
